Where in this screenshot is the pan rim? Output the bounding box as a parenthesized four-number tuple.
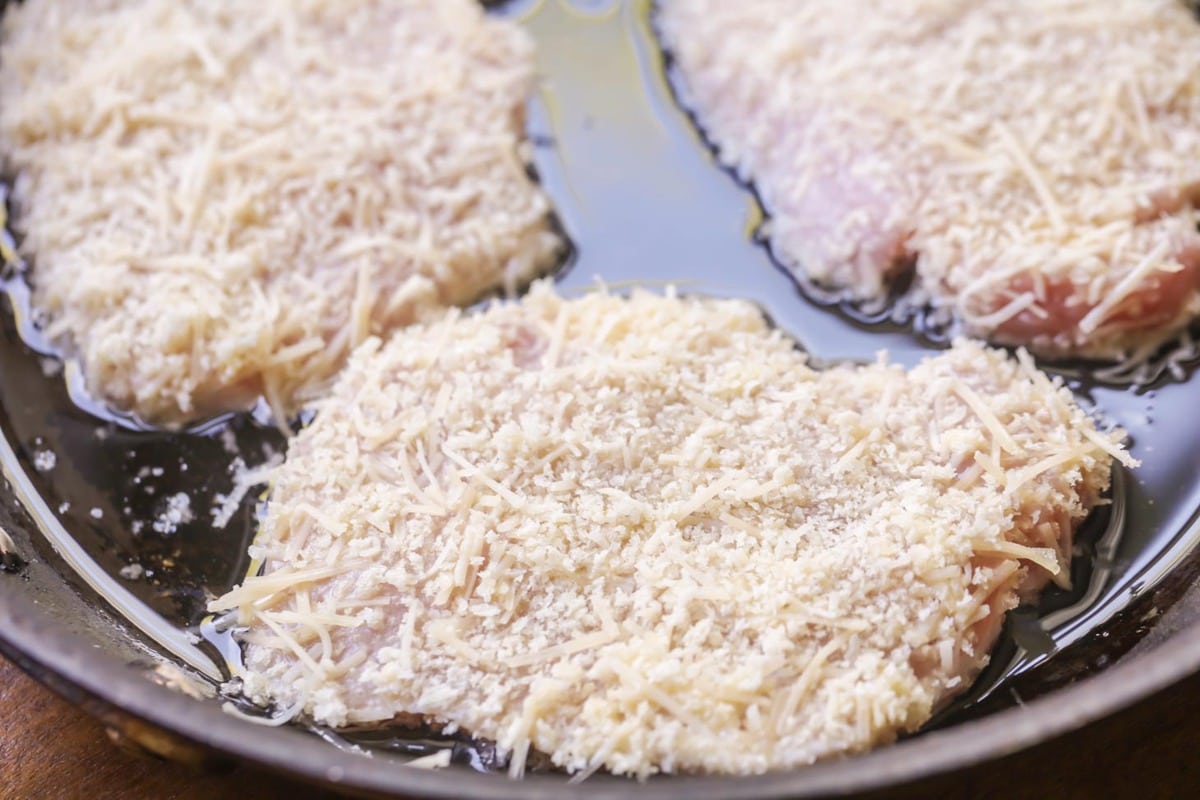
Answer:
(2, 582, 1199, 798)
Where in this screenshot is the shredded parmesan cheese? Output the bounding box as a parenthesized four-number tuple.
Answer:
(0, 0, 561, 424)
(659, 0, 1200, 357)
(217, 283, 1124, 777)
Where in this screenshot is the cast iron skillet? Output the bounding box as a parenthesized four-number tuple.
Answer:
(3, 0, 1200, 796)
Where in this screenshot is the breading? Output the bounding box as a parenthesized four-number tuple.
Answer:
(215, 283, 1124, 776)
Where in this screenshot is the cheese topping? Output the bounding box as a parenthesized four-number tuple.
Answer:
(214, 283, 1123, 777)
(659, 0, 1200, 357)
(0, 0, 561, 424)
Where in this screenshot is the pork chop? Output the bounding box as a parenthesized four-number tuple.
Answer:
(213, 282, 1127, 777)
(658, 0, 1200, 359)
(0, 0, 561, 424)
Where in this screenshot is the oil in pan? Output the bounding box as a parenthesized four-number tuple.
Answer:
(0, 0, 1199, 777)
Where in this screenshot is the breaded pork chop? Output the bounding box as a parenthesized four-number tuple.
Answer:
(213, 283, 1127, 777)
(659, 0, 1200, 359)
(0, 0, 560, 424)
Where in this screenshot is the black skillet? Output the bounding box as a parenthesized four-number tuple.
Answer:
(3, 1, 1200, 796)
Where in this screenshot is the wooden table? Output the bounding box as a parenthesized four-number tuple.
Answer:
(2, 653, 1198, 800)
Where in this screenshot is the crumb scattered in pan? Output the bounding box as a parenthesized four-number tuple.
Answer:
(119, 563, 145, 581)
(211, 455, 282, 530)
(31, 449, 55, 472)
(150, 492, 193, 535)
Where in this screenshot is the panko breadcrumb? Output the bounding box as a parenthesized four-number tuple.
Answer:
(659, 0, 1200, 358)
(213, 283, 1126, 777)
(0, 0, 560, 424)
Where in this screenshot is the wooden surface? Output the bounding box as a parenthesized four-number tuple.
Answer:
(2, 653, 1198, 800)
